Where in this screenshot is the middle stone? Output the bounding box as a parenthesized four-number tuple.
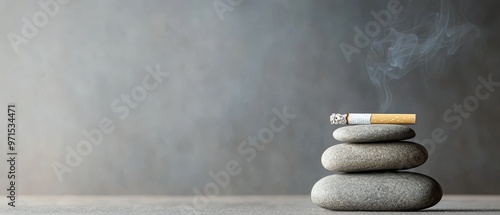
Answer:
(322, 141, 428, 172)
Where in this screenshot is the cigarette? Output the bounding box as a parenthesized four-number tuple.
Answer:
(330, 113, 416, 125)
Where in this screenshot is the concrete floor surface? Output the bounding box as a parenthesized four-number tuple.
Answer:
(1, 195, 499, 214)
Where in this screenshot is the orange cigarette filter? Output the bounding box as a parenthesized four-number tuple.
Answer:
(370, 114, 416, 124)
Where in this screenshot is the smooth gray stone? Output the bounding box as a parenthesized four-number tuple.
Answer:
(333, 125, 415, 142)
(311, 172, 442, 211)
(322, 141, 428, 172)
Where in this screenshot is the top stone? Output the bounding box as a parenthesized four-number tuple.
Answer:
(333, 125, 415, 142)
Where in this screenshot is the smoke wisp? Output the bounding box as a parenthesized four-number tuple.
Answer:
(367, 0, 479, 111)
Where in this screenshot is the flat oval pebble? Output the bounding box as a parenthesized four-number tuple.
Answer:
(311, 172, 442, 211)
(333, 125, 415, 142)
(322, 141, 428, 172)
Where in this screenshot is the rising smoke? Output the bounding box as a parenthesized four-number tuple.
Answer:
(367, 0, 479, 111)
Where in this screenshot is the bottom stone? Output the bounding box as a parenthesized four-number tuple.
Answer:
(311, 172, 442, 211)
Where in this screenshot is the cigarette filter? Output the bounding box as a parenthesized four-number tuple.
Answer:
(330, 113, 416, 125)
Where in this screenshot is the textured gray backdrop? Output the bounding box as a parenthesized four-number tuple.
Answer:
(0, 0, 499, 195)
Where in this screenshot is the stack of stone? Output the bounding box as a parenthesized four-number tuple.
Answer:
(311, 125, 442, 211)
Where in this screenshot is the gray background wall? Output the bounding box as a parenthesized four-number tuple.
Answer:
(0, 0, 499, 195)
